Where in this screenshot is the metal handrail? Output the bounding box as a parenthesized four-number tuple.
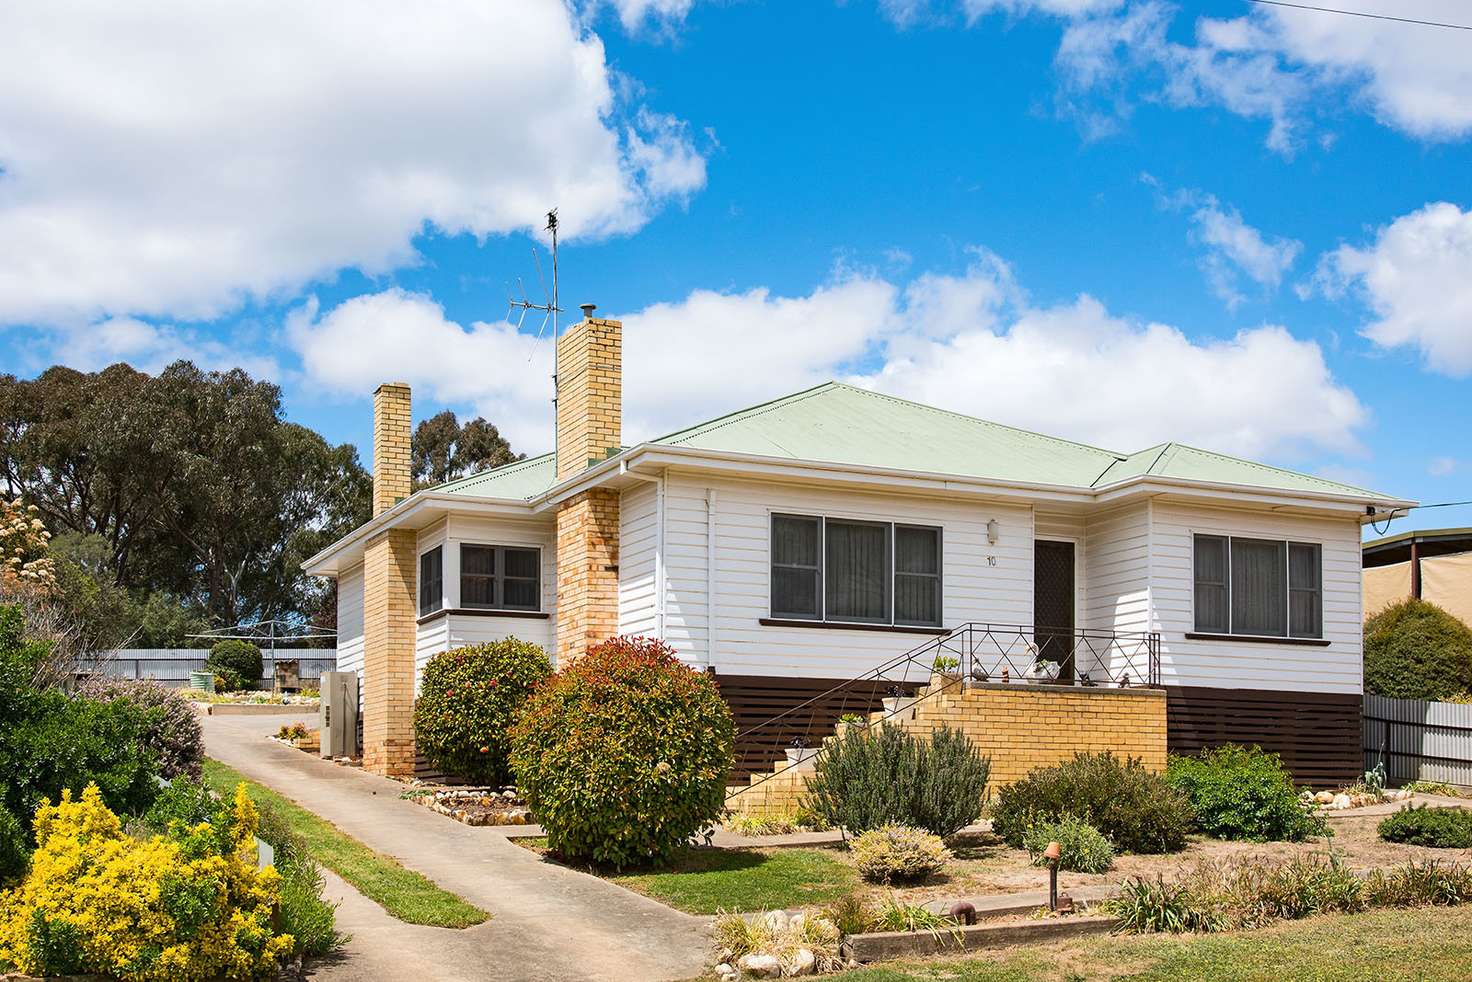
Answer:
(727, 622, 1161, 798)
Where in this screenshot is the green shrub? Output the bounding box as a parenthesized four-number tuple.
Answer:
(1364, 598, 1472, 700)
(1021, 813, 1115, 873)
(1378, 805, 1472, 848)
(991, 752, 1192, 854)
(1166, 744, 1326, 843)
(804, 725, 990, 837)
(414, 639, 551, 785)
(207, 639, 262, 691)
(81, 678, 204, 780)
(0, 801, 27, 883)
(142, 777, 222, 834)
(850, 825, 951, 883)
(509, 636, 734, 867)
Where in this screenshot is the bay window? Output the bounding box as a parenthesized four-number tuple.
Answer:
(460, 544, 541, 612)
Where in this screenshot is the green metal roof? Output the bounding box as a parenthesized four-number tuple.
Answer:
(434, 452, 556, 500)
(437, 381, 1393, 502)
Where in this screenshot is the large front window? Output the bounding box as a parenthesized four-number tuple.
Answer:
(1193, 534, 1321, 639)
(770, 514, 942, 627)
(460, 544, 541, 612)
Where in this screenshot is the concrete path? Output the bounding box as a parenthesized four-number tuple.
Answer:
(202, 714, 711, 982)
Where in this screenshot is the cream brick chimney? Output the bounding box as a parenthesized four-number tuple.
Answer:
(372, 382, 412, 515)
(555, 307, 622, 662)
(363, 381, 415, 776)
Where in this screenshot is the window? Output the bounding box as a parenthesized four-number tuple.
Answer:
(1192, 534, 1321, 639)
(771, 515, 821, 620)
(770, 514, 942, 628)
(825, 519, 891, 623)
(419, 546, 443, 616)
(460, 544, 541, 612)
(895, 525, 942, 627)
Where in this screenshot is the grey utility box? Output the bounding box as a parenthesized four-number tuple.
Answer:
(319, 671, 359, 759)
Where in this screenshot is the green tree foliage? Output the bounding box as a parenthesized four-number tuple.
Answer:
(991, 752, 1193, 854)
(1166, 744, 1327, 842)
(414, 639, 551, 785)
(207, 640, 262, 690)
(0, 363, 372, 630)
(804, 724, 991, 837)
(411, 410, 522, 489)
(1364, 598, 1472, 700)
(49, 533, 208, 649)
(0, 605, 160, 830)
(510, 637, 734, 867)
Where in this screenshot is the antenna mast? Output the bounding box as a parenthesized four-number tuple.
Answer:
(505, 209, 563, 460)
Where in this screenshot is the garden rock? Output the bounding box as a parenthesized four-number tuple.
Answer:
(761, 910, 789, 933)
(737, 953, 781, 978)
(785, 948, 816, 976)
(1314, 790, 1335, 805)
(714, 963, 739, 981)
(1331, 793, 1352, 810)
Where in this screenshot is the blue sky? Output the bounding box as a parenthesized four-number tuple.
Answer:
(1, 1, 1470, 537)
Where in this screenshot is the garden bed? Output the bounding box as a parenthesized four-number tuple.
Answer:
(400, 784, 534, 827)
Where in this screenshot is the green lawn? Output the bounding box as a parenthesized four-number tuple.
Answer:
(822, 905, 1472, 981)
(612, 847, 857, 914)
(202, 758, 488, 928)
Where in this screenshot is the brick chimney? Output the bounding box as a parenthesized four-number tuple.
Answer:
(362, 382, 416, 776)
(373, 382, 412, 515)
(555, 307, 622, 662)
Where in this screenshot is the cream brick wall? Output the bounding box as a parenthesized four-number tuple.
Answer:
(728, 682, 1167, 818)
(362, 528, 417, 776)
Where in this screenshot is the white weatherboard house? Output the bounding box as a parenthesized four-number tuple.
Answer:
(304, 310, 1413, 788)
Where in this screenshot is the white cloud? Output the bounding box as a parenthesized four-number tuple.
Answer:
(292, 251, 1366, 463)
(53, 318, 281, 379)
(1313, 202, 1472, 377)
(0, 1, 705, 328)
(602, 0, 696, 32)
(1149, 181, 1301, 308)
(940, 1, 1472, 151)
(1429, 456, 1457, 477)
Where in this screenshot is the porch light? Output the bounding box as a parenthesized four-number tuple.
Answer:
(986, 519, 999, 544)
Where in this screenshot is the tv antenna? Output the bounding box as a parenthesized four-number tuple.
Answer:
(505, 208, 565, 457)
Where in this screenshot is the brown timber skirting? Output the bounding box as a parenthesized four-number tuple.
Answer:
(1165, 685, 1362, 789)
(714, 673, 921, 779)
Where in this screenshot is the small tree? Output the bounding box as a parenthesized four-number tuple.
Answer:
(510, 636, 734, 867)
(207, 639, 262, 691)
(1364, 598, 1472, 701)
(413, 639, 551, 785)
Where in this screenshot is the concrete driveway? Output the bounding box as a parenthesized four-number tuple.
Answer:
(202, 714, 711, 981)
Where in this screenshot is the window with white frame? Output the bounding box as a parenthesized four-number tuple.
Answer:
(770, 514, 943, 627)
(419, 546, 443, 616)
(1193, 534, 1321, 639)
(460, 544, 541, 612)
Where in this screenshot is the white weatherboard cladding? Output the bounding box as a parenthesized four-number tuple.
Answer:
(660, 473, 1034, 680)
(618, 480, 660, 638)
(1082, 503, 1152, 636)
(1149, 501, 1363, 694)
(335, 562, 365, 677)
(414, 514, 558, 684)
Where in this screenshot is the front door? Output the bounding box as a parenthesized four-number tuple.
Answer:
(1034, 540, 1075, 682)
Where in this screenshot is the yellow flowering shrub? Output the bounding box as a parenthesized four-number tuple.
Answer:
(0, 783, 293, 980)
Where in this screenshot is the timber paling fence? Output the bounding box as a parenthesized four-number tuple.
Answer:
(79, 648, 338, 689)
(1363, 693, 1472, 789)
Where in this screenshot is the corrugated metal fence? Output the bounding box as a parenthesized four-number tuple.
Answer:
(83, 648, 338, 689)
(1363, 694, 1472, 788)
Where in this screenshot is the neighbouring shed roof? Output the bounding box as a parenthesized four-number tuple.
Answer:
(436, 381, 1394, 503)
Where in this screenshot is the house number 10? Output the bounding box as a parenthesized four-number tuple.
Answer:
(986, 556, 998, 566)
